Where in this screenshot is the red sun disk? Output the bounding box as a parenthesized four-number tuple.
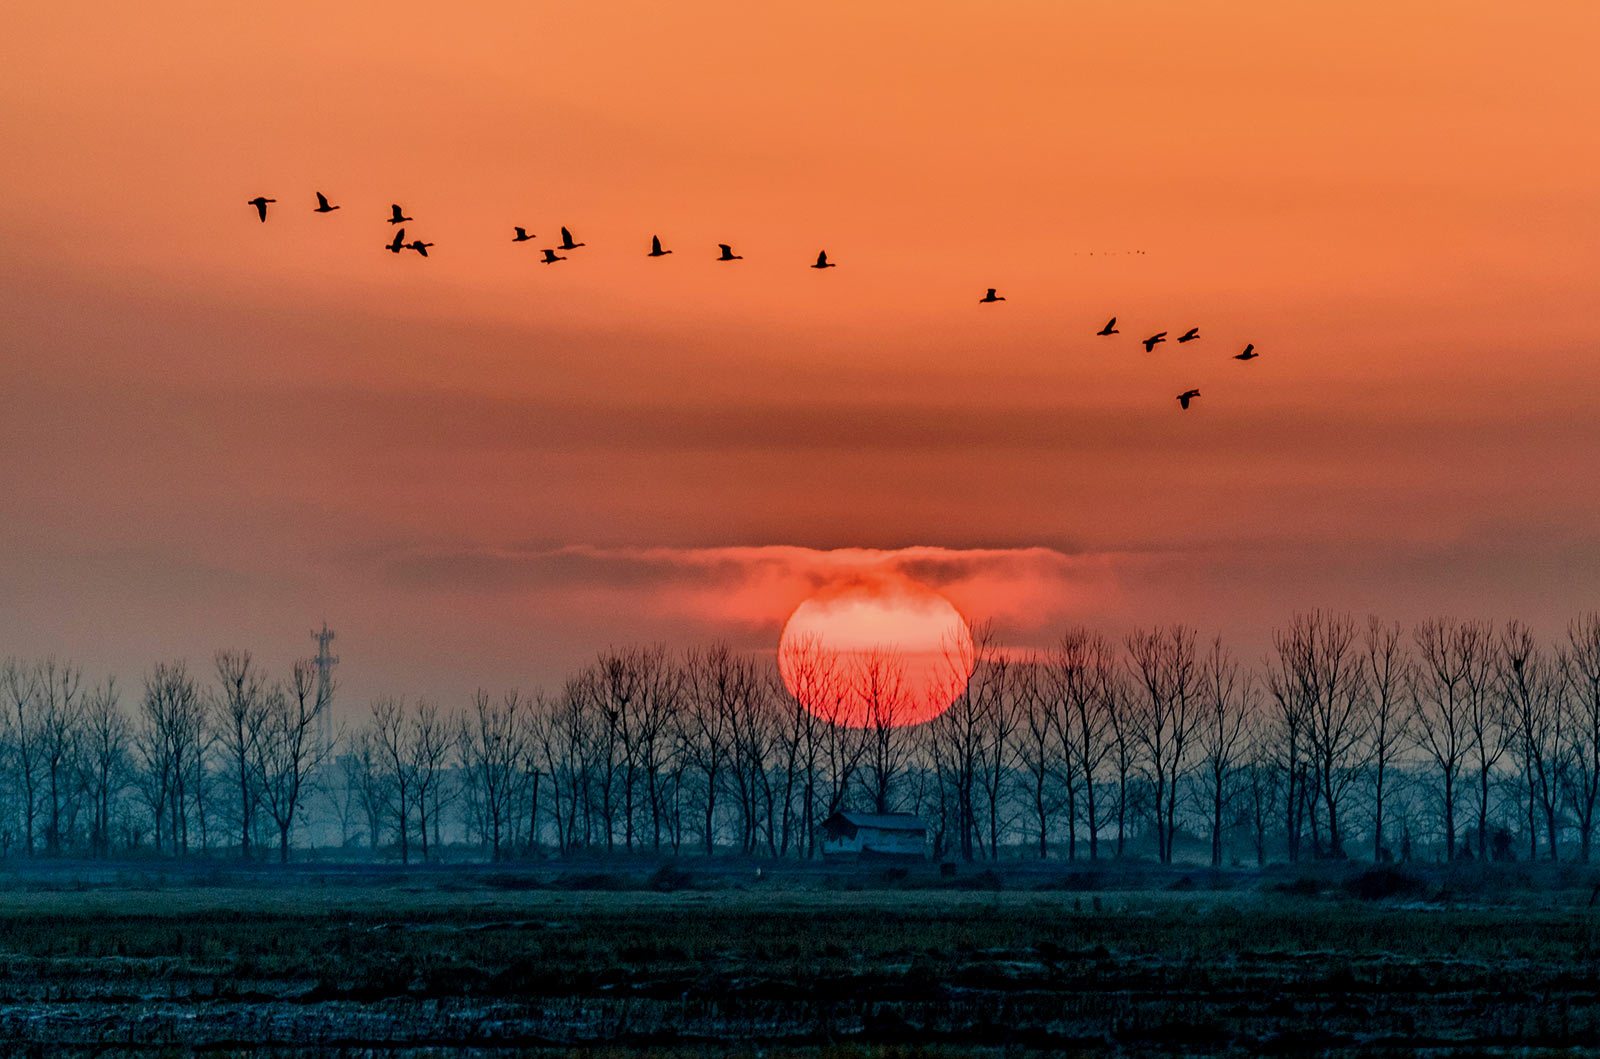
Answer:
(777, 577, 975, 727)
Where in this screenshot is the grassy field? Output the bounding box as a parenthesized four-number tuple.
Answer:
(2, 866, 1600, 1056)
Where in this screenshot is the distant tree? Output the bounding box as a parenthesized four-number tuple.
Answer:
(1053, 629, 1119, 862)
(1411, 619, 1478, 861)
(1125, 625, 1200, 864)
(408, 699, 453, 862)
(1193, 637, 1253, 867)
(1363, 617, 1412, 863)
(80, 677, 129, 858)
(256, 661, 332, 863)
(1562, 613, 1600, 862)
(1273, 612, 1367, 859)
(139, 661, 204, 856)
(212, 650, 267, 861)
(1014, 656, 1056, 859)
(461, 688, 526, 861)
(3, 659, 42, 856)
(369, 696, 414, 863)
(1500, 620, 1563, 860)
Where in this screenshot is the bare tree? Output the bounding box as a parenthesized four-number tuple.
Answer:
(1563, 613, 1600, 862)
(3, 660, 41, 855)
(1501, 620, 1563, 860)
(462, 689, 526, 861)
(1193, 637, 1253, 867)
(409, 699, 453, 862)
(212, 650, 267, 860)
(1015, 656, 1056, 859)
(80, 678, 129, 858)
(369, 696, 414, 863)
(1456, 620, 1504, 859)
(1273, 613, 1367, 859)
(1363, 617, 1412, 862)
(256, 661, 332, 863)
(139, 661, 204, 856)
(1412, 618, 1479, 861)
(1125, 625, 1200, 863)
(858, 650, 912, 815)
(1053, 629, 1120, 861)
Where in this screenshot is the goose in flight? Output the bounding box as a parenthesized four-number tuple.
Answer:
(1142, 332, 1167, 352)
(405, 239, 433, 257)
(559, 226, 584, 250)
(648, 235, 671, 257)
(385, 229, 406, 254)
(388, 204, 411, 225)
(247, 196, 275, 222)
(541, 249, 566, 264)
(717, 243, 743, 261)
(1234, 344, 1258, 361)
(512, 227, 535, 242)
(979, 288, 1005, 303)
(1177, 327, 1200, 343)
(1097, 317, 1118, 336)
(1177, 389, 1201, 410)
(314, 192, 340, 213)
(811, 251, 836, 269)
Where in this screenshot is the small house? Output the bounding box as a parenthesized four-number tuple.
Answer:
(820, 812, 927, 862)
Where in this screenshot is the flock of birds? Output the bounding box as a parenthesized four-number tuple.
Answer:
(247, 191, 1262, 411)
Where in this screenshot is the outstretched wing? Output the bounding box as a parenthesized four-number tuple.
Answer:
(816, 251, 827, 267)
(254, 200, 268, 221)
(652, 236, 662, 253)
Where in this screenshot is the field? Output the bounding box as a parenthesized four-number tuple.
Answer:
(2, 863, 1600, 1057)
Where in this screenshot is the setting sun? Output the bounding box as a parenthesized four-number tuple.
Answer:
(776, 576, 974, 727)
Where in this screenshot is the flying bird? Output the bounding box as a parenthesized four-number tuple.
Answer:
(385, 229, 406, 253)
(559, 226, 584, 250)
(979, 288, 1005, 303)
(1177, 327, 1200, 343)
(313, 192, 340, 213)
(717, 243, 743, 261)
(648, 235, 671, 257)
(247, 196, 274, 222)
(405, 239, 432, 257)
(1177, 389, 1201, 410)
(541, 249, 565, 263)
(512, 227, 535, 242)
(811, 251, 836, 269)
(1235, 343, 1258, 361)
(1142, 332, 1167, 352)
(1097, 317, 1118, 336)
(388, 204, 411, 224)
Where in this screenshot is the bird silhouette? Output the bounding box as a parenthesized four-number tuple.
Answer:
(512, 227, 535, 242)
(979, 288, 1005, 303)
(559, 226, 584, 250)
(247, 196, 275, 222)
(1235, 344, 1258, 361)
(1177, 389, 1201, 410)
(717, 243, 743, 261)
(811, 251, 836, 269)
(405, 239, 432, 257)
(648, 235, 671, 257)
(314, 192, 340, 213)
(541, 249, 566, 264)
(385, 229, 406, 253)
(388, 204, 410, 225)
(1097, 317, 1118, 336)
(1142, 332, 1167, 352)
(1177, 327, 1200, 343)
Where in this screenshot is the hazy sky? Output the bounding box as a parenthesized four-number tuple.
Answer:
(4, 0, 1598, 715)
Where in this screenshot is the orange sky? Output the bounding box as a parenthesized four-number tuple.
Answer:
(3, 0, 1599, 710)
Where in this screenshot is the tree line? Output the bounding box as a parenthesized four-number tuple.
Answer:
(4, 611, 1600, 865)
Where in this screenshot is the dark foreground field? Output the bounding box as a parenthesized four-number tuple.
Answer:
(3, 864, 1600, 1057)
